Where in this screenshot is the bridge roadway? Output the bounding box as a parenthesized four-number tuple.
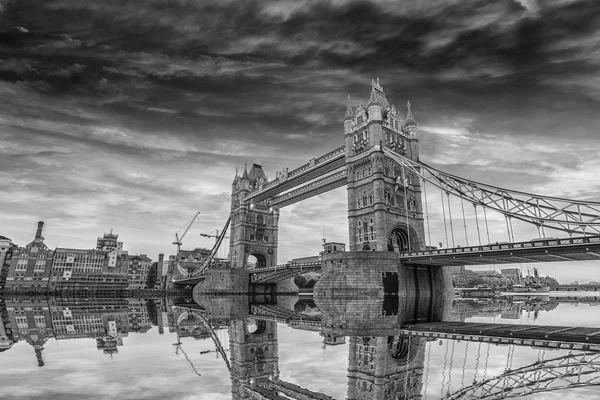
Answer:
(400, 235, 600, 266)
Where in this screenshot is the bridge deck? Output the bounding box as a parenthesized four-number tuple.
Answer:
(402, 321, 600, 350)
(400, 236, 600, 266)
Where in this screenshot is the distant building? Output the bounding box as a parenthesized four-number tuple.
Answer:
(322, 242, 346, 253)
(448, 265, 468, 287)
(5, 222, 54, 294)
(501, 268, 522, 284)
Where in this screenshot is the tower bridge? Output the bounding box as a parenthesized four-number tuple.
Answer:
(183, 78, 600, 296)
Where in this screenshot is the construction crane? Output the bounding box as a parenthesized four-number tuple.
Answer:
(200, 230, 229, 244)
(173, 212, 201, 253)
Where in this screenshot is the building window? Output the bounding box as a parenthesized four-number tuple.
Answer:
(357, 221, 363, 243)
(16, 259, 28, 271)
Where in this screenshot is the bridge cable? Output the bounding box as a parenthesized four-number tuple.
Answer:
(483, 207, 491, 244)
(509, 216, 515, 243)
(447, 339, 456, 396)
(422, 176, 433, 248)
(403, 335, 412, 397)
(473, 341, 482, 384)
(473, 204, 482, 246)
(441, 339, 450, 398)
(502, 195, 512, 242)
(441, 189, 450, 248)
(460, 341, 469, 388)
(403, 167, 411, 251)
(447, 192, 456, 247)
(482, 342, 491, 382)
(423, 339, 432, 400)
(461, 198, 469, 247)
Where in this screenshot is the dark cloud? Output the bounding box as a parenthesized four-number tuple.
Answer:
(1, 0, 599, 257)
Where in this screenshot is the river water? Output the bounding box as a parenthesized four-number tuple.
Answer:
(1, 294, 600, 399)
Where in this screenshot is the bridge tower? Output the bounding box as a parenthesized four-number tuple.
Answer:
(345, 79, 425, 252)
(230, 164, 280, 269)
(347, 335, 426, 399)
(229, 319, 280, 399)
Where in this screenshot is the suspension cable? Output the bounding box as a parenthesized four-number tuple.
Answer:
(482, 342, 491, 382)
(460, 341, 469, 388)
(483, 207, 491, 244)
(422, 176, 432, 248)
(441, 339, 450, 398)
(473, 341, 482, 384)
(508, 216, 515, 243)
(441, 189, 450, 248)
(473, 204, 482, 246)
(461, 197, 469, 247)
(447, 192, 456, 247)
(423, 339, 432, 400)
(447, 339, 456, 395)
(403, 336, 412, 397)
(403, 168, 411, 252)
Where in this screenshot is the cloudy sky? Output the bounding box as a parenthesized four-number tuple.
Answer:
(1, 0, 600, 281)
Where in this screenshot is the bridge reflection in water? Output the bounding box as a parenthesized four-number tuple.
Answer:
(177, 281, 600, 400)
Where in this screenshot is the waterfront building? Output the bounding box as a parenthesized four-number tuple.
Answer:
(501, 268, 523, 284)
(127, 298, 154, 332)
(125, 254, 153, 289)
(49, 247, 129, 293)
(5, 297, 55, 367)
(0, 236, 17, 292)
(5, 222, 54, 294)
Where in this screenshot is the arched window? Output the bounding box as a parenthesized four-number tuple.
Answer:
(362, 193, 367, 207)
(369, 218, 375, 241)
(368, 194, 373, 206)
(256, 214, 264, 225)
(394, 166, 402, 178)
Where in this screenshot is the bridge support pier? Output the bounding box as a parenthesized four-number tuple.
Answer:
(314, 251, 454, 335)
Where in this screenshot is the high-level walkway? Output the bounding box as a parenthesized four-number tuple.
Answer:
(401, 235, 600, 266)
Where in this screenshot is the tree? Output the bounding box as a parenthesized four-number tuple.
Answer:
(146, 264, 157, 289)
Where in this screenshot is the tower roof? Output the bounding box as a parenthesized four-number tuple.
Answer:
(241, 164, 249, 180)
(247, 163, 267, 188)
(368, 77, 389, 109)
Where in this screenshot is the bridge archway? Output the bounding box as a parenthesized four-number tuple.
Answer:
(387, 224, 419, 252)
(246, 253, 267, 269)
(361, 244, 371, 251)
(246, 319, 267, 335)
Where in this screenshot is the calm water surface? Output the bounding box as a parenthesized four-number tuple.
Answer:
(1, 295, 600, 399)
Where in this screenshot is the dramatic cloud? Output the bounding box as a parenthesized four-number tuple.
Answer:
(0, 0, 599, 282)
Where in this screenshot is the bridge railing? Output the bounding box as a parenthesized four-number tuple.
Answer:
(400, 235, 600, 257)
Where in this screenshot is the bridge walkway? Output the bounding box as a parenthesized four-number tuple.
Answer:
(401, 321, 600, 351)
(400, 235, 600, 266)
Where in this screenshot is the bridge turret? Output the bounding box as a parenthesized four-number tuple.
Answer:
(402, 101, 417, 139)
(367, 78, 385, 123)
(344, 94, 354, 135)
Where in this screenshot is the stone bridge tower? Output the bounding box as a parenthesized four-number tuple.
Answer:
(345, 79, 426, 252)
(347, 335, 427, 399)
(230, 164, 280, 269)
(229, 319, 280, 399)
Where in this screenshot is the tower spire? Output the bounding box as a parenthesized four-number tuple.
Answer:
(406, 100, 414, 122)
(344, 94, 354, 120)
(242, 164, 248, 180)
